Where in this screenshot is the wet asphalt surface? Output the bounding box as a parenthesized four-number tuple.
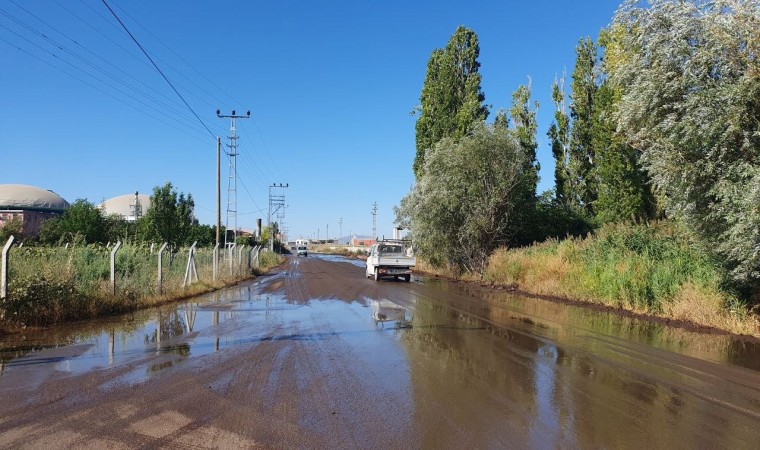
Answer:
(1, 254, 760, 449)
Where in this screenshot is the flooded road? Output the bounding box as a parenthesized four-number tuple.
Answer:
(1, 254, 759, 448)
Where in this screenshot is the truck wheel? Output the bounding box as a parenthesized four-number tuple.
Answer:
(374, 268, 380, 282)
(403, 274, 411, 282)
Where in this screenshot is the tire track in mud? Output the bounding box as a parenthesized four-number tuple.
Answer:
(3, 254, 759, 448)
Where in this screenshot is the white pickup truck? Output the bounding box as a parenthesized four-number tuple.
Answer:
(365, 240, 416, 282)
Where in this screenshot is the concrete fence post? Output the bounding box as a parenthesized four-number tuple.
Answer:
(253, 245, 261, 269)
(183, 242, 198, 288)
(228, 243, 236, 273)
(110, 240, 122, 295)
(213, 243, 220, 281)
(1, 235, 16, 302)
(156, 242, 168, 294)
(238, 245, 245, 273)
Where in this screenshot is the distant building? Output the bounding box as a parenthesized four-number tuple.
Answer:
(0, 184, 70, 237)
(99, 192, 151, 221)
(350, 235, 376, 247)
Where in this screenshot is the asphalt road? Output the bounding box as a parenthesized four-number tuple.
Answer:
(1, 254, 759, 449)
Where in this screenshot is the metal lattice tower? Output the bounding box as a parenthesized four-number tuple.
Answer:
(216, 109, 250, 247)
(268, 183, 288, 251)
(371, 202, 377, 239)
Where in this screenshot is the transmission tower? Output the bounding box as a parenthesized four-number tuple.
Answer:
(217, 109, 250, 247)
(268, 183, 288, 251)
(371, 202, 377, 239)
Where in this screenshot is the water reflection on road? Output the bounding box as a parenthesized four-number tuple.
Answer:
(0, 279, 298, 384)
(1, 255, 759, 448)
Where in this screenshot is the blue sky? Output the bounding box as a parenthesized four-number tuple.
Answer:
(0, 0, 620, 240)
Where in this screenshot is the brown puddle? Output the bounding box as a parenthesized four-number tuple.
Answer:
(0, 254, 758, 448)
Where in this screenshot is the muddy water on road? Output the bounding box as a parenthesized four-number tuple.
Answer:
(1, 255, 759, 448)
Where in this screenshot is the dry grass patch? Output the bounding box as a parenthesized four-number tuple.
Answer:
(664, 283, 759, 335)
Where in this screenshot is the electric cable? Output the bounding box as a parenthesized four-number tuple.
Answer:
(100, 0, 216, 140)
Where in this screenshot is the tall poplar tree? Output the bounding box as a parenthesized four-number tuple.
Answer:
(508, 82, 539, 199)
(548, 77, 571, 205)
(592, 29, 656, 224)
(568, 37, 598, 213)
(413, 26, 488, 178)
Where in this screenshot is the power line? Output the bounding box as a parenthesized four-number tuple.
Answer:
(6, 1, 212, 123)
(0, 8, 210, 133)
(0, 33, 211, 144)
(60, 0, 234, 116)
(14, 0, 282, 192)
(6, 1, 270, 223)
(100, 0, 215, 140)
(239, 121, 285, 180)
(108, 0, 244, 110)
(0, 5, 235, 142)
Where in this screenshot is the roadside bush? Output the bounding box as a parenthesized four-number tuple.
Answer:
(1, 244, 283, 329)
(397, 124, 530, 274)
(484, 223, 757, 334)
(577, 224, 725, 312)
(4, 276, 89, 326)
(258, 251, 283, 270)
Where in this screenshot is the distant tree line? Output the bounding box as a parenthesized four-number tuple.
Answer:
(32, 182, 218, 247)
(398, 0, 760, 297)
(0, 181, 279, 250)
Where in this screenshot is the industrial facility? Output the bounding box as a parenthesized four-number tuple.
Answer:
(98, 192, 151, 222)
(0, 184, 70, 236)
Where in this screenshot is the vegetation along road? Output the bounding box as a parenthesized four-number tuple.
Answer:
(1, 254, 759, 448)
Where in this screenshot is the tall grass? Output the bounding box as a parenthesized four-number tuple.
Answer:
(314, 246, 368, 258)
(2, 244, 283, 327)
(483, 223, 758, 336)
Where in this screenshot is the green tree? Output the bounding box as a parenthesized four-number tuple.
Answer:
(568, 37, 598, 213)
(505, 82, 541, 245)
(39, 199, 108, 244)
(592, 80, 655, 223)
(0, 217, 23, 242)
(610, 0, 760, 285)
(397, 124, 528, 274)
(493, 109, 509, 130)
(188, 223, 215, 247)
(413, 26, 489, 178)
(143, 182, 196, 247)
(548, 77, 571, 205)
(509, 83, 540, 198)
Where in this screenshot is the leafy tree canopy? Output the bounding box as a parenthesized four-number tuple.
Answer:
(143, 182, 196, 247)
(397, 124, 529, 274)
(413, 26, 489, 178)
(39, 199, 108, 244)
(610, 0, 760, 284)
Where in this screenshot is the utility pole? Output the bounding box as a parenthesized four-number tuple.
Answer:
(326, 224, 329, 242)
(268, 183, 288, 252)
(371, 202, 377, 239)
(215, 137, 221, 246)
(216, 109, 251, 248)
(339, 217, 343, 244)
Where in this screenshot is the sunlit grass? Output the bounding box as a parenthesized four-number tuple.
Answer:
(2, 244, 283, 327)
(481, 223, 759, 336)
